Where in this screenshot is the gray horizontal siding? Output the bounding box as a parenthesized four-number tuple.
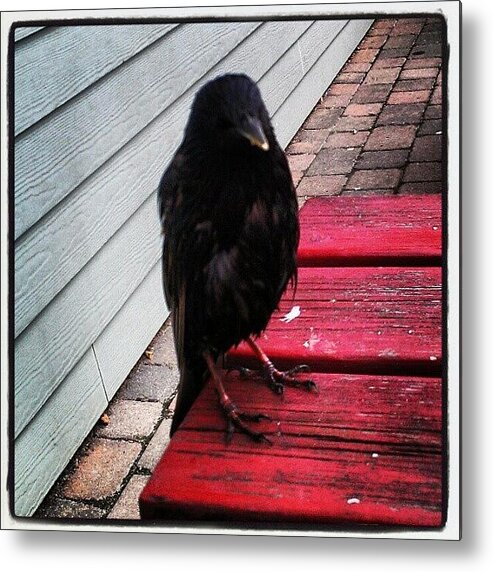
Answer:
(14, 18, 372, 516)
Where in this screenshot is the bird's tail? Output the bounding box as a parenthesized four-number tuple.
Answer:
(170, 355, 208, 437)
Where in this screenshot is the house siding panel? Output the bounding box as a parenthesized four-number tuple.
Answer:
(14, 18, 372, 516)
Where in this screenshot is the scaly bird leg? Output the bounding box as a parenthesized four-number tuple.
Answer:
(246, 337, 317, 394)
(203, 351, 272, 444)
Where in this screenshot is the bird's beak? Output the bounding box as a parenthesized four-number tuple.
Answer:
(239, 116, 270, 151)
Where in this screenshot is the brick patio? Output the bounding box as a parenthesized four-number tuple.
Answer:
(35, 16, 444, 521)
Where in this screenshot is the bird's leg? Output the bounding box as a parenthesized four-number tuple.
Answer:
(246, 337, 317, 394)
(203, 351, 272, 444)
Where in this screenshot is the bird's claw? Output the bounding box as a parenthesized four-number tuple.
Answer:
(262, 363, 318, 394)
(224, 405, 272, 445)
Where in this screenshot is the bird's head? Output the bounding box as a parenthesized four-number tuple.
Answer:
(186, 74, 272, 153)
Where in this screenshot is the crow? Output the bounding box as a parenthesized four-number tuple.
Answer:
(158, 74, 315, 443)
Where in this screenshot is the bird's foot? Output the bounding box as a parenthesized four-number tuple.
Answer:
(246, 337, 318, 395)
(204, 350, 273, 445)
(223, 403, 272, 444)
(261, 362, 318, 395)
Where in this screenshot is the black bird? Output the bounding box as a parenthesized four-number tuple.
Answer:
(159, 74, 314, 443)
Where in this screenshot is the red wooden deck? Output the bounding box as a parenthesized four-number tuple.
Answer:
(140, 195, 444, 529)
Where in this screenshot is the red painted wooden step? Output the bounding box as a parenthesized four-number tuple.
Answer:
(139, 371, 443, 527)
(227, 266, 442, 376)
(297, 195, 442, 266)
(140, 195, 444, 528)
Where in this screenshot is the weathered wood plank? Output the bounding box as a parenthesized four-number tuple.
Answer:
(14, 21, 262, 239)
(140, 371, 443, 527)
(14, 20, 314, 337)
(272, 19, 373, 147)
(14, 26, 44, 41)
(227, 266, 442, 376)
(93, 261, 169, 400)
(298, 195, 442, 266)
(15, 349, 107, 517)
(14, 192, 161, 437)
(14, 24, 178, 135)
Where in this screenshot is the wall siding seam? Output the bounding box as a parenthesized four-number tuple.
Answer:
(272, 20, 349, 120)
(91, 343, 109, 403)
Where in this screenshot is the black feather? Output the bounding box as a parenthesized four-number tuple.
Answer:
(158, 74, 299, 435)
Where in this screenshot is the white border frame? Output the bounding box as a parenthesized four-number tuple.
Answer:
(0, 1, 460, 539)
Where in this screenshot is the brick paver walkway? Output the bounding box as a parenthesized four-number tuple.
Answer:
(36, 16, 444, 521)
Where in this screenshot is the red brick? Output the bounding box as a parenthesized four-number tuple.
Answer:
(96, 400, 162, 440)
(430, 84, 442, 105)
(333, 115, 377, 132)
(347, 168, 401, 190)
(350, 48, 379, 63)
(404, 57, 441, 69)
(323, 131, 370, 149)
(418, 119, 443, 136)
(344, 102, 383, 117)
(334, 72, 366, 84)
(373, 57, 406, 68)
(296, 175, 347, 197)
(410, 44, 441, 58)
(327, 83, 360, 96)
(319, 94, 353, 108)
(108, 475, 150, 520)
(399, 182, 442, 195)
(388, 90, 431, 105)
(400, 67, 439, 80)
(384, 34, 417, 49)
(359, 35, 388, 49)
(403, 162, 442, 182)
(343, 62, 372, 73)
(355, 149, 409, 170)
(425, 105, 442, 119)
(372, 19, 396, 31)
(307, 148, 361, 176)
(365, 125, 417, 150)
(63, 439, 142, 501)
(377, 103, 426, 126)
(291, 171, 303, 187)
(287, 153, 316, 173)
(391, 21, 425, 35)
(394, 78, 435, 91)
(379, 47, 413, 59)
(303, 108, 342, 129)
(352, 84, 392, 103)
(293, 128, 331, 144)
(288, 128, 330, 154)
(364, 67, 400, 85)
(410, 134, 443, 162)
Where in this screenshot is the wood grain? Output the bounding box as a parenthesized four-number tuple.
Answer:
(14, 26, 44, 41)
(226, 266, 442, 376)
(140, 371, 443, 527)
(297, 195, 442, 266)
(14, 24, 177, 135)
